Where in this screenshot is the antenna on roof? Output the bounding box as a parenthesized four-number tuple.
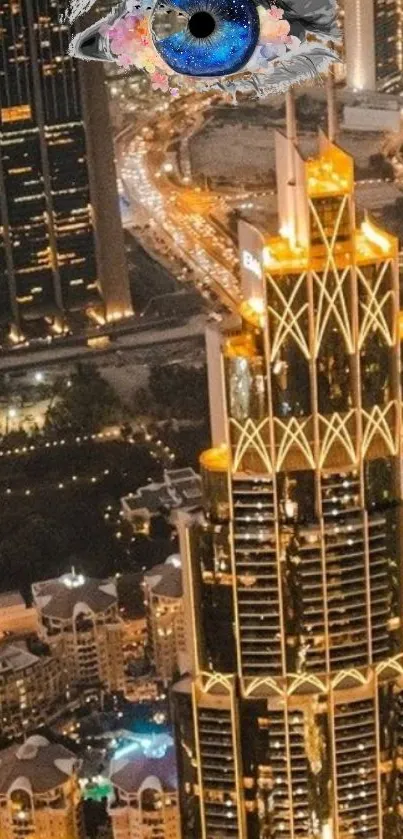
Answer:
(326, 67, 338, 143)
(285, 89, 297, 185)
(285, 90, 297, 145)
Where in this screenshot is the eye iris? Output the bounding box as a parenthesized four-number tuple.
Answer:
(188, 11, 215, 38)
(151, 0, 259, 78)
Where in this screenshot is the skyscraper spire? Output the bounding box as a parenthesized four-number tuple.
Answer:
(285, 89, 297, 184)
(326, 68, 337, 143)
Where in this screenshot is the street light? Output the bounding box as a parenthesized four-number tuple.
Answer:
(5, 406, 17, 436)
(34, 371, 44, 383)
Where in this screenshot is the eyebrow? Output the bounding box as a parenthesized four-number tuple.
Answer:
(62, 0, 114, 25)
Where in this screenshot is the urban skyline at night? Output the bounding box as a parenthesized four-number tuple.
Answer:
(0, 0, 403, 838)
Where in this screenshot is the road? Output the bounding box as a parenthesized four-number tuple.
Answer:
(117, 97, 242, 314)
(0, 314, 206, 374)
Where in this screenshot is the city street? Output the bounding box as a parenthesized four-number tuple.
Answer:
(0, 314, 206, 374)
(117, 97, 242, 313)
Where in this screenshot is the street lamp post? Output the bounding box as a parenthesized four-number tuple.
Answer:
(5, 406, 17, 436)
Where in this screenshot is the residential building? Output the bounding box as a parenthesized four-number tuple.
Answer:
(32, 570, 125, 694)
(109, 742, 180, 839)
(144, 555, 189, 684)
(0, 636, 66, 737)
(0, 735, 83, 839)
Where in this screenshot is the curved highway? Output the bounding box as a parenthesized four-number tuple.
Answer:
(117, 95, 242, 313)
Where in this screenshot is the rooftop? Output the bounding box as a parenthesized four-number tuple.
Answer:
(305, 142, 354, 198)
(262, 218, 397, 277)
(32, 572, 118, 621)
(116, 573, 146, 621)
(110, 741, 177, 795)
(122, 467, 202, 515)
(144, 555, 182, 599)
(0, 639, 40, 674)
(0, 736, 78, 795)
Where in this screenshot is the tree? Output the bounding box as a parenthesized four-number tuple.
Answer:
(45, 363, 121, 434)
(0, 428, 30, 449)
(148, 364, 209, 420)
(0, 514, 68, 592)
(149, 511, 174, 540)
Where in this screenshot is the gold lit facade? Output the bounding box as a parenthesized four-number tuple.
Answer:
(173, 111, 403, 839)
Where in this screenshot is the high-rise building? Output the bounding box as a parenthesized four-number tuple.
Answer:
(0, 735, 83, 839)
(32, 570, 126, 694)
(0, 0, 132, 340)
(109, 742, 180, 839)
(173, 94, 403, 839)
(343, 0, 403, 91)
(144, 554, 189, 685)
(0, 637, 67, 737)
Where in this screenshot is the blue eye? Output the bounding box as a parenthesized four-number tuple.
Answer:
(150, 0, 260, 77)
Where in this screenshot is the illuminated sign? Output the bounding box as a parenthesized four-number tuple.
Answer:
(238, 220, 265, 300)
(242, 250, 262, 281)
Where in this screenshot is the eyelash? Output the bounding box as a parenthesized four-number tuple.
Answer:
(69, 0, 339, 99)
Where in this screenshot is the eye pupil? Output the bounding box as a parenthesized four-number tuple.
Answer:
(151, 0, 259, 77)
(188, 10, 216, 38)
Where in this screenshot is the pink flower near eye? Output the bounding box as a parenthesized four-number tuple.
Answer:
(112, 20, 127, 37)
(268, 4, 284, 19)
(117, 53, 133, 68)
(151, 71, 169, 92)
(260, 12, 290, 41)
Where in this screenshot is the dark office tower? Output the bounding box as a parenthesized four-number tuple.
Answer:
(0, 0, 132, 340)
(343, 0, 403, 92)
(173, 95, 403, 839)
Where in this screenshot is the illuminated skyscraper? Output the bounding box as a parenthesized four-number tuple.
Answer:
(0, 0, 132, 339)
(343, 0, 403, 91)
(173, 95, 403, 839)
